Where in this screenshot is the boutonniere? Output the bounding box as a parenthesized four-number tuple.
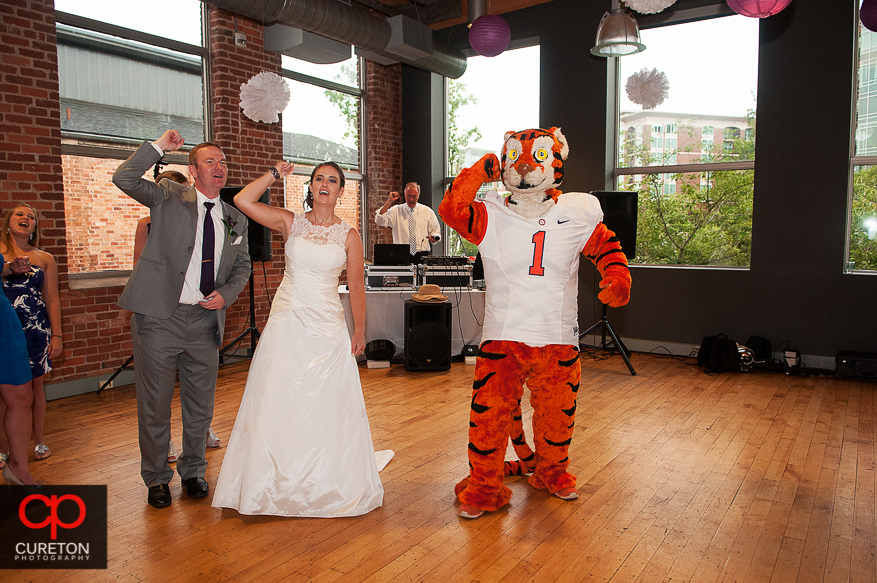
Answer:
(221, 215, 239, 242)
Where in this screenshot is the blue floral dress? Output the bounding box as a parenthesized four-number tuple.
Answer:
(0, 256, 32, 385)
(3, 264, 51, 378)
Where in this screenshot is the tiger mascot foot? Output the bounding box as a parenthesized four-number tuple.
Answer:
(459, 504, 485, 519)
(555, 486, 578, 500)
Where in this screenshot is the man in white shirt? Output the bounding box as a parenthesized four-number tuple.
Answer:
(375, 182, 441, 262)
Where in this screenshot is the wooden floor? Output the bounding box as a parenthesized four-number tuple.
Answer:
(8, 352, 877, 582)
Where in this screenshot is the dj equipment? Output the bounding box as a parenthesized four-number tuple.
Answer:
(836, 351, 877, 381)
(421, 255, 469, 266)
(590, 191, 638, 259)
(404, 300, 452, 371)
(364, 264, 418, 290)
(418, 264, 472, 288)
(219, 187, 273, 262)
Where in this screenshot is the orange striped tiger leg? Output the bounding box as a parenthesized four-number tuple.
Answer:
(526, 344, 580, 494)
(455, 340, 525, 512)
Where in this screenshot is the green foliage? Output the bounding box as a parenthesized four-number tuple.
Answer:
(445, 79, 482, 256)
(850, 165, 877, 270)
(324, 64, 359, 146)
(447, 232, 478, 257)
(620, 112, 755, 266)
(448, 79, 481, 176)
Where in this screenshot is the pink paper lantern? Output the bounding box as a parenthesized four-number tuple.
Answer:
(863, 0, 877, 32)
(726, 0, 793, 18)
(468, 15, 511, 57)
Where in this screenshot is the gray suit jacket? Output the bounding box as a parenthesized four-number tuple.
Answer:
(113, 142, 251, 345)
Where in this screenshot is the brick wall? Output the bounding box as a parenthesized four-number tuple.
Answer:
(364, 60, 403, 257)
(206, 7, 286, 354)
(0, 2, 406, 387)
(0, 0, 75, 380)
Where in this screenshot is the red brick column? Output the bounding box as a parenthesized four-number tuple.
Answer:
(364, 60, 403, 258)
(207, 7, 284, 353)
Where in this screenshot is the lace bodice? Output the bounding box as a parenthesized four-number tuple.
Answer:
(270, 213, 352, 314)
(289, 212, 351, 247)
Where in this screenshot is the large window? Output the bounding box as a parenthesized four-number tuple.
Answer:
(445, 44, 540, 255)
(56, 0, 206, 276)
(616, 15, 758, 267)
(849, 24, 877, 272)
(280, 55, 363, 232)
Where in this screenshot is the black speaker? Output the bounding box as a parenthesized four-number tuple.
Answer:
(591, 191, 637, 260)
(404, 300, 451, 371)
(219, 187, 273, 262)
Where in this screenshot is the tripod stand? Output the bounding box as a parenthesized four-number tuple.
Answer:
(580, 302, 636, 376)
(220, 267, 260, 363)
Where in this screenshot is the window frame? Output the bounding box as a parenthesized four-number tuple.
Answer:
(847, 13, 877, 275)
(610, 8, 756, 269)
(278, 58, 367, 238)
(56, 8, 206, 283)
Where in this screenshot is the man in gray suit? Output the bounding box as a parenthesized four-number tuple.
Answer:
(113, 129, 251, 508)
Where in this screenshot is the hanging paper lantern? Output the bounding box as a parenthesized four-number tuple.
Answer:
(623, 0, 678, 14)
(469, 15, 511, 57)
(862, 0, 877, 32)
(626, 68, 670, 110)
(726, 0, 793, 18)
(239, 71, 290, 124)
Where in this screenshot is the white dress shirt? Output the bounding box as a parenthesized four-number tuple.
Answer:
(149, 142, 226, 304)
(179, 189, 226, 304)
(374, 202, 441, 253)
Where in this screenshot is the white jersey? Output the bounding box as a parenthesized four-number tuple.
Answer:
(477, 190, 602, 346)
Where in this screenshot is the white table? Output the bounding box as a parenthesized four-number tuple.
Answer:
(339, 287, 485, 358)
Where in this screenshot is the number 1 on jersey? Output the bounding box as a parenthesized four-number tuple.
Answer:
(529, 231, 546, 276)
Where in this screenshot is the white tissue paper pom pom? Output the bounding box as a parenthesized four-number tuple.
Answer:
(626, 68, 670, 110)
(623, 0, 678, 14)
(239, 71, 291, 124)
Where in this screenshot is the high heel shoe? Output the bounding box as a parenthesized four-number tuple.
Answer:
(3, 465, 24, 486)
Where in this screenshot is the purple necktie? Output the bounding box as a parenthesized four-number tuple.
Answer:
(200, 202, 215, 297)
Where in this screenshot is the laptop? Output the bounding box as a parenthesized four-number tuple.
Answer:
(373, 243, 412, 266)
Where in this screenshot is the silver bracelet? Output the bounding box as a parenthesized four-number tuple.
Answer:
(269, 167, 280, 180)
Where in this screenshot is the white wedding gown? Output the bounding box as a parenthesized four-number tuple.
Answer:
(212, 214, 391, 517)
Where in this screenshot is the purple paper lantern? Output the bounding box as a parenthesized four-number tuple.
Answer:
(726, 0, 793, 18)
(468, 15, 511, 58)
(863, 0, 877, 32)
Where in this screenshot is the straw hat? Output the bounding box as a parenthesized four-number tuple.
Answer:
(411, 284, 448, 303)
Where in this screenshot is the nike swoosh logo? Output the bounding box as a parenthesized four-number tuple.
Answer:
(557, 219, 570, 224)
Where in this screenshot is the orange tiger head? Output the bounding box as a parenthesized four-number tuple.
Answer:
(500, 127, 569, 200)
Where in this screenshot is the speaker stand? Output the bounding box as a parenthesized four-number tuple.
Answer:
(580, 303, 636, 376)
(220, 268, 260, 364)
(96, 355, 133, 394)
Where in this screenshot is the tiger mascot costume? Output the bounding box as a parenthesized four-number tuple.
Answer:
(438, 127, 631, 518)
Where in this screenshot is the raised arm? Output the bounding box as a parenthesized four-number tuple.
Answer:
(234, 161, 295, 240)
(374, 191, 401, 227)
(438, 153, 500, 246)
(113, 129, 184, 207)
(582, 222, 631, 308)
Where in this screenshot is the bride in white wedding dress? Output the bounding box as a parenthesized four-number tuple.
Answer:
(212, 160, 392, 517)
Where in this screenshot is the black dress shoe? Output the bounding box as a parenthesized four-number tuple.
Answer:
(147, 484, 171, 508)
(181, 477, 209, 499)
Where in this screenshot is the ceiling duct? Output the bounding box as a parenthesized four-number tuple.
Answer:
(264, 24, 351, 64)
(202, 0, 466, 78)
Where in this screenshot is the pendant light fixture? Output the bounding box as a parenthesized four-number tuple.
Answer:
(591, 0, 646, 57)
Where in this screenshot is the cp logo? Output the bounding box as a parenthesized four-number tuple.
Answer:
(19, 494, 87, 540)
